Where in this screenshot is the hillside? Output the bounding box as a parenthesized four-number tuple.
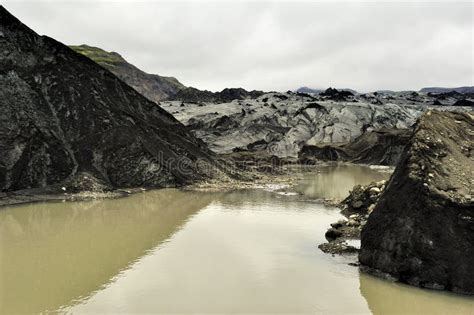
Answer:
(0, 6, 217, 193)
(70, 44, 185, 102)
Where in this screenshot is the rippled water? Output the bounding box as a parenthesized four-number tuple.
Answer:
(0, 165, 472, 314)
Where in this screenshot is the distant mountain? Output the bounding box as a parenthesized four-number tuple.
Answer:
(0, 6, 217, 192)
(70, 44, 185, 102)
(169, 87, 264, 103)
(420, 86, 474, 94)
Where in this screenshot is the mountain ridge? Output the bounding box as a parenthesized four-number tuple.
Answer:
(70, 44, 185, 102)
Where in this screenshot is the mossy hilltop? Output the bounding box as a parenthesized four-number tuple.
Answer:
(70, 44, 185, 102)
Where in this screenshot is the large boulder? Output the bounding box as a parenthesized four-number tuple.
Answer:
(0, 6, 218, 192)
(359, 111, 474, 294)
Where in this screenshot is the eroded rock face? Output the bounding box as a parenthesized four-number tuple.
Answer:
(359, 111, 474, 294)
(299, 128, 412, 166)
(0, 7, 217, 192)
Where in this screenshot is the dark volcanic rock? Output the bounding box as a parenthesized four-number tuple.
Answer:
(299, 128, 412, 166)
(345, 128, 412, 165)
(319, 181, 387, 256)
(453, 99, 474, 107)
(218, 88, 264, 103)
(420, 86, 474, 94)
(432, 90, 464, 100)
(169, 87, 264, 103)
(0, 6, 218, 192)
(320, 87, 354, 101)
(325, 227, 343, 239)
(295, 86, 323, 94)
(359, 111, 474, 294)
(340, 180, 386, 216)
(168, 87, 216, 103)
(299, 145, 347, 162)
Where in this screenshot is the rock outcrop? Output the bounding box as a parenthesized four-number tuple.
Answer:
(0, 6, 218, 193)
(319, 87, 355, 101)
(453, 99, 474, 107)
(359, 111, 474, 294)
(340, 180, 386, 216)
(70, 45, 185, 102)
(319, 180, 387, 255)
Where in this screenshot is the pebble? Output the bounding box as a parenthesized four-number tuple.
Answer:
(347, 219, 360, 227)
(352, 200, 363, 209)
(369, 187, 381, 194)
(325, 228, 343, 239)
(368, 204, 376, 214)
(376, 180, 386, 187)
(331, 221, 343, 229)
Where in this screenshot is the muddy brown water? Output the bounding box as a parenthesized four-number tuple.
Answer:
(1, 165, 472, 314)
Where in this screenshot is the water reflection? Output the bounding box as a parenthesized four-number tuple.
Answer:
(359, 272, 474, 315)
(0, 189, 214, 314)
(68, 192, 355, 314)
(1, 166, 472, 314)
(293, 164, 390, 199)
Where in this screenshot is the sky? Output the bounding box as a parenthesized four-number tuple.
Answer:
(3, 0, 473, 92)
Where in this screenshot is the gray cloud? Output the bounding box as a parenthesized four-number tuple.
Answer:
(4, 1, 473, 92)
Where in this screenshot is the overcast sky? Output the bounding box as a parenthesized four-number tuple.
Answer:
(3, 0, 473, 92)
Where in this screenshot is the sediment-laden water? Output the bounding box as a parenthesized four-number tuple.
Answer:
(1, 165, 472, 314)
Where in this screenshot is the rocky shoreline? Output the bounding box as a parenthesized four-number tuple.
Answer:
(318, 180, 386, 255)
(0, 160, 320, 208)
(0, 161, 359, 208)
